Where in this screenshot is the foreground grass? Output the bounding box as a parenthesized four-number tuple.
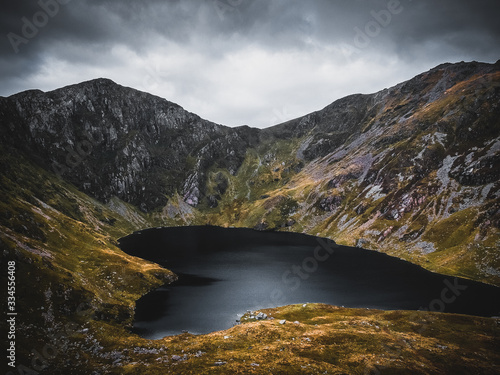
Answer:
(43, 304, 499, 374)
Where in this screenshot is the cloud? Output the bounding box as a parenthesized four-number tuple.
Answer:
(1, 0, 499, 127)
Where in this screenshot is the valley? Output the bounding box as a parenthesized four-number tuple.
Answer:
(1, 60, 499, 374)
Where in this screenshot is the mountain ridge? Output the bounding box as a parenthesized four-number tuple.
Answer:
(1, 59, 500, 374)
(1, 60, 499, 286)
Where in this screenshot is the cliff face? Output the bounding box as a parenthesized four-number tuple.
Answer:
(0, 78, 259, 212)
(1, 61, 499, 286)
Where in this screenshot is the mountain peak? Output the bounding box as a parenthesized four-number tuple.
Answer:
(77, 77, 120, 89)
(52, 77, 127, 95)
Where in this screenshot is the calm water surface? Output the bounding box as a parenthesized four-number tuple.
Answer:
(119, 226, 500, 339)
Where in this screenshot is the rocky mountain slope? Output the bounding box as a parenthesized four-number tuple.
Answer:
(206, 60, 500, 285)
(0, 78, 259, 212)
(1, 60, 499, 373)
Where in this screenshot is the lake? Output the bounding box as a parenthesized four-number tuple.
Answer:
(118, 226, 500, 339)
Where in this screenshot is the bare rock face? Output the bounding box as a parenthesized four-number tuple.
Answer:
(0, 79, 258, 211)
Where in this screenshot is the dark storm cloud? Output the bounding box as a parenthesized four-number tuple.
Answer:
(3, 0, 500, 59)
(369, 0, 500, 61)
(1, 0, 499, 126)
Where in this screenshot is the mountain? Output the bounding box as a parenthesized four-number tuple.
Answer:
(0, 78, 259, 211)
(5, 61, 498, 282)
(1, 60, 500, 374)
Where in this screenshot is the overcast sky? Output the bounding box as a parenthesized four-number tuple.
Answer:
(1, 0, 499, 128)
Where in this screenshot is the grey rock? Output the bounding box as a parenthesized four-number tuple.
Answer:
(256, 312, 267, 320)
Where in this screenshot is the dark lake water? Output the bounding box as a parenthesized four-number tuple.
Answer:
(119, 226, 500, 339)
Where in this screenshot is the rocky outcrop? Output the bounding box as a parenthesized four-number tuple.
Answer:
(0, 79, 258, 211)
